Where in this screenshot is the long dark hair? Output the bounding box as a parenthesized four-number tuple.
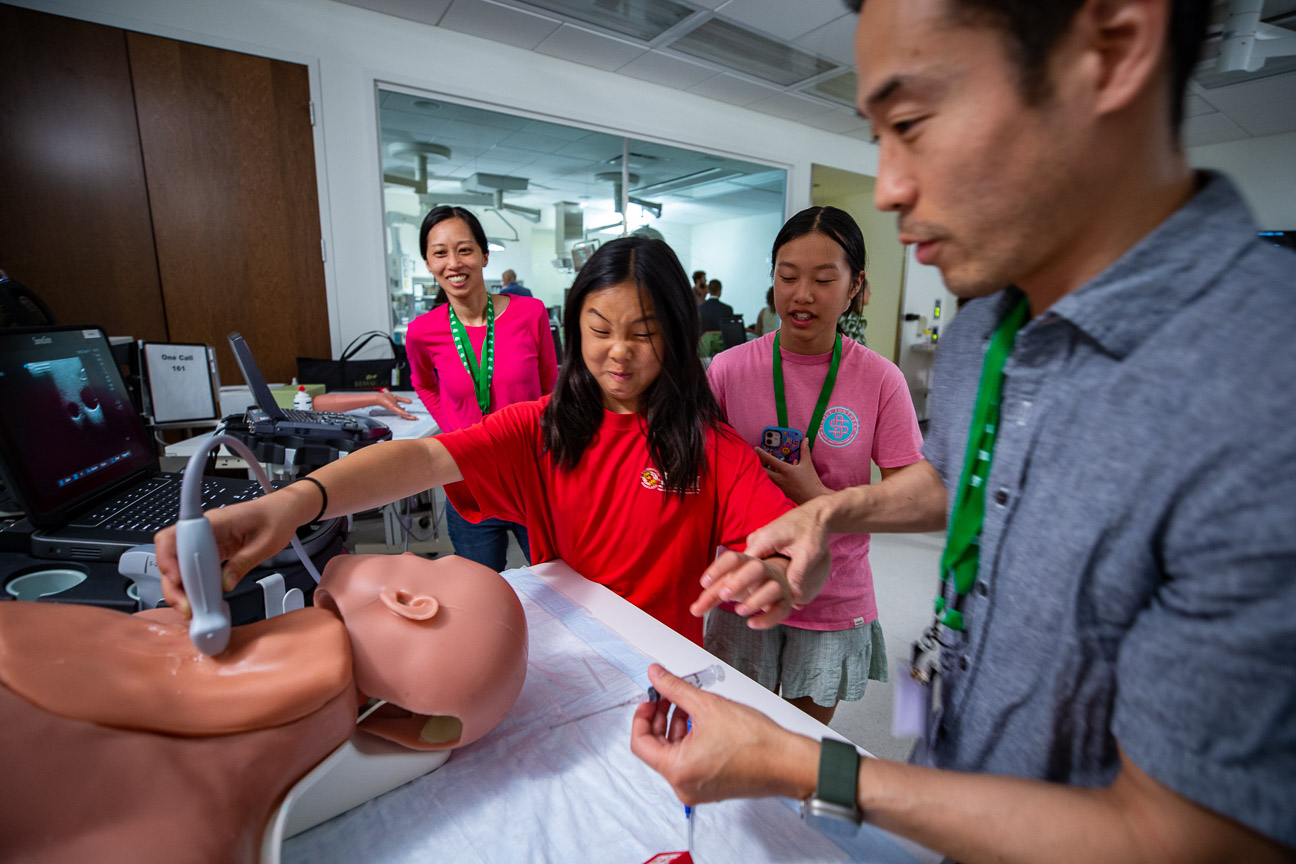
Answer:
(542, 236, 722, 494)
(771, 206, 867, 335)
(419, 205, 489, 259)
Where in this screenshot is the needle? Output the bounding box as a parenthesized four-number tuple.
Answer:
(549, 693, 649, 729)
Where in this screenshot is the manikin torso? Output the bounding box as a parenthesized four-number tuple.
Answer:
(0, 553, 527, 864)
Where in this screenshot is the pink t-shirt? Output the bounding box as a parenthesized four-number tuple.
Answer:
(707, 332, 924, 630)
(405, 295, 558, 433)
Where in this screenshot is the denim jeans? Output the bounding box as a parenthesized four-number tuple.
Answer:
(443, 498, 531, 573)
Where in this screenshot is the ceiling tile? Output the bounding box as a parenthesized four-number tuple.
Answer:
(496, 130, 580, 154)
(334, 0, 454, 26)
(1182, 112, 1250, 146)
(747, 92, 833, 121)
(534, 23, 647, 71)
(439, 0, 562, 50)
(1183, 93, 1216, 117)
(518, 118, 599, 141)
(618, 50, 718, 89)
(1198, 73, 1296, 136)
(802, 108, 869, 134)
(793, 13, 858, 65)
(718, 0, 849, 42)
(685, 72, 780, 105)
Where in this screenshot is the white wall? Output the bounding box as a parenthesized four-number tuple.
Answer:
(689, 211, 786, 325)
(896, 249, 957, 422)
(1189, 131, 1296, 230)
(17, 0, 879, 358)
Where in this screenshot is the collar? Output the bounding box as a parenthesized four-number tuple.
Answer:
(1038, 172, 1259, 359)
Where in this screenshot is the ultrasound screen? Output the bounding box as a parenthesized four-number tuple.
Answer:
(0, 328, 152, 520)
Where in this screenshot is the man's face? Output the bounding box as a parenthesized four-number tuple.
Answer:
(855, 0, 1090, 298)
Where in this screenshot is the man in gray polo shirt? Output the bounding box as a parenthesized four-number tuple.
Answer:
(632, 0, 1295, 861)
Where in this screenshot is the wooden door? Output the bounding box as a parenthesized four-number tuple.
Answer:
(0, 3, 168, 341)
(127, 32, 330, 386)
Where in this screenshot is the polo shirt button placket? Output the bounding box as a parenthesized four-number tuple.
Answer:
(993, 489, 1010, 507)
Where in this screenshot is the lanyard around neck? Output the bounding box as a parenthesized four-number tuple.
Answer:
(933, 295, 1030, 632)
(772, 330, 842, 454)
(446, 296, 495, 415)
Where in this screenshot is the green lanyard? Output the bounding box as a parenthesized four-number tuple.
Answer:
(934, 296, 1029, 632)
(772, 330, 842, 454)
(446, 296, 495, 415)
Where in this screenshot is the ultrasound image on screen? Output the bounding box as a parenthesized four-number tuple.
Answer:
(0, 329, 152, 518)
(28, 357, 107, 433)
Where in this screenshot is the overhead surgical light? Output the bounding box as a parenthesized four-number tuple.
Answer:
(1217, 0, 1296, 73)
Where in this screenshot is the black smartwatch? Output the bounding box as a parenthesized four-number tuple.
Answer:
(800, 737, 863, 835)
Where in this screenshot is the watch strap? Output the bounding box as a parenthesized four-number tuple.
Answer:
(817, 738, 861, 816)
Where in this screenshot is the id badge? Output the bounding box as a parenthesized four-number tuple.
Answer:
(892, 626, 940, 740)
(891, 657, 928, 739)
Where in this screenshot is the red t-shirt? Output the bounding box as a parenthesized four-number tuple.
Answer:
(437, 396, 794, 644)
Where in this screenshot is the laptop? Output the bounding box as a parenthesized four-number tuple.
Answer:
(227, 332, 390, 442)
(0, 326, 268, 562)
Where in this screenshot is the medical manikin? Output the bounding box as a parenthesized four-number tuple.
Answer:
(0, 553, 528, 864)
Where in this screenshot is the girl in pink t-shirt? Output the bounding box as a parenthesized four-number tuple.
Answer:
(706, 206, 924, 724)
(404, 206, 558, 570)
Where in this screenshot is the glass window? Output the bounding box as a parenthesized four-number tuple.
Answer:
(378, 86, 787, 341)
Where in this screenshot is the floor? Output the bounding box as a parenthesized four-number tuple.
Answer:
(348, 501, 943, 763)
(826, 530, 944, 761)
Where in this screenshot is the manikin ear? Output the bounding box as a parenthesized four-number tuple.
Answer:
(1074, 0, 1171, 118)
(379, 586, 440, 621)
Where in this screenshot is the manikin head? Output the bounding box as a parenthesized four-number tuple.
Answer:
(314, 553, 529, 751)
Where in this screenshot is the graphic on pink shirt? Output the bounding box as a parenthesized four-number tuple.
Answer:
(820, 407, 860, 448)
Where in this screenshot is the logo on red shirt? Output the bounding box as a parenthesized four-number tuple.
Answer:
(640, 467, 700, 493)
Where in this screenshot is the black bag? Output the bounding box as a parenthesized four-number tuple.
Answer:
(297, 331, 411, 391)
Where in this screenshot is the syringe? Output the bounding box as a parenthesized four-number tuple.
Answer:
(647, 664, 724, 702)
(552, 665, 727, 729)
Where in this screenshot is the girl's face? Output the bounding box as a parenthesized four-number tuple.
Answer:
(579, 280, 664, 414)
(424, 218, 487, 303)
(773, 231, 862, 353)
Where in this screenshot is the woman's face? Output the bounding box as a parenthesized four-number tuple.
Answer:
(424, 218, 487, 303)
(773, 231, 861, 353)
(579, 280, 664, 414)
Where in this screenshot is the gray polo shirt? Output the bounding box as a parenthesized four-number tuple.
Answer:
(914, 173, 1296, 847)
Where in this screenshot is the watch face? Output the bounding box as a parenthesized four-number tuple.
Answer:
(800, 799, 862, 837)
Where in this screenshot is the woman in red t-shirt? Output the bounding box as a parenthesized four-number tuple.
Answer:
(404, 206, 558, 571)
(155, 237, 805, 643)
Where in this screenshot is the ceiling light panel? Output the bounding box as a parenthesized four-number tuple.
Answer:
(668, 17, 837, 87)
(439, 0, 562, 50)
(805, 69, 858, 107)
(514, 0, 699, 42)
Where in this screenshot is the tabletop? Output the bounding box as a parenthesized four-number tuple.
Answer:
(278, 560, 940, 864)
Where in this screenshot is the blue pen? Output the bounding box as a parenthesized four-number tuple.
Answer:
(685, 717, 694, 853)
